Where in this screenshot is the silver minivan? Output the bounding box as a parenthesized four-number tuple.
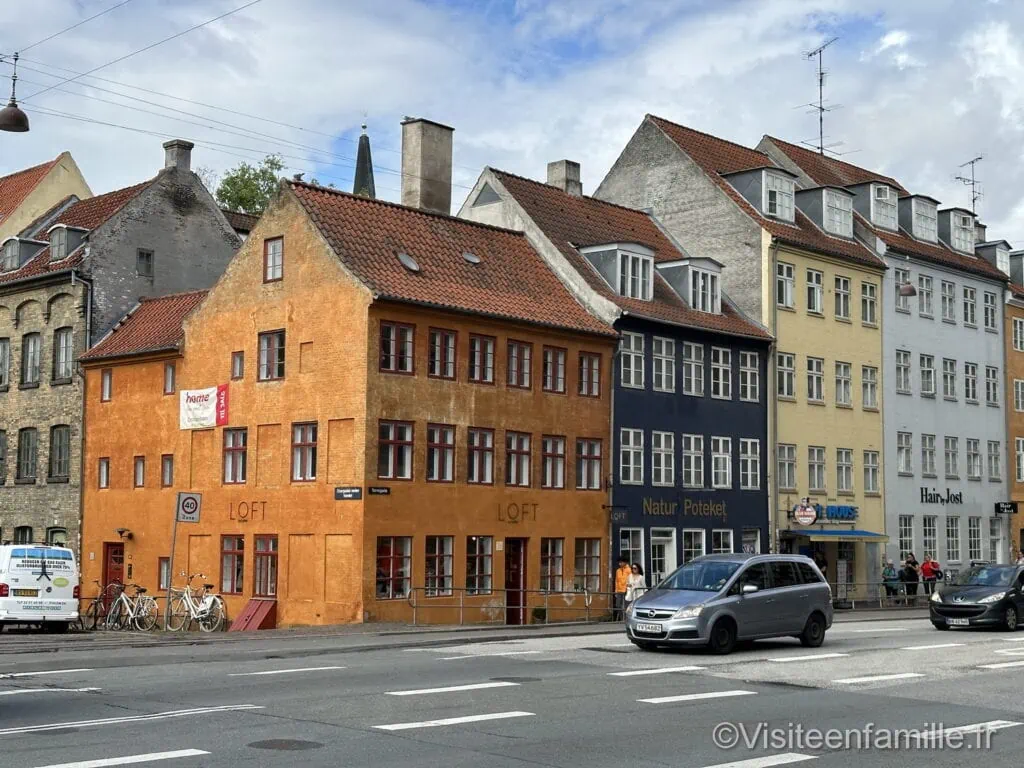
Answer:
(625, 553, 833, 654)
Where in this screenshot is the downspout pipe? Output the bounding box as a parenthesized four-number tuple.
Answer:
(769, 237, 780, 554)
(71, 269, 93, 558)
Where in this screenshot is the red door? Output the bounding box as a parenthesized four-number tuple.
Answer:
(505, 538, 527, 625)
(103, 542, 124, 587)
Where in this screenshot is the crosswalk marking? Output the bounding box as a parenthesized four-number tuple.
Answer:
(609, 666, 705, 677)
(0, 704, 262, 736)
(899, 643, 964, 650)
(697, 754, 817, 768)
(833, 672, 925, 684)
(386, 681, 519, 696)
(374, 711, 534, 731)
(0, 688, 100, 697)
(30, 749, 210, 768)
(0, 669, 93, 679)
(228, 666, 345, 677)
(639, 690, 757, 704)
(767, 653, 848, 663)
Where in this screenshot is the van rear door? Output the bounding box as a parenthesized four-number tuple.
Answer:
(2, 546, 79, 621)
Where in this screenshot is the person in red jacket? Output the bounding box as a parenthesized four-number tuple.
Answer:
(920, 556, 941, 594)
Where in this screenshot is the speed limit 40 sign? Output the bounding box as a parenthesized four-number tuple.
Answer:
(176, 492, 202, 523)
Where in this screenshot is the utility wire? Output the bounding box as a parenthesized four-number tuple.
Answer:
(20, 0, 138, 53)
(22, 0, 265, 100)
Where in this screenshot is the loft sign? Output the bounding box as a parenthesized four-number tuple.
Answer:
(920, 488, 963, 505)
(498, 502, 538, 523)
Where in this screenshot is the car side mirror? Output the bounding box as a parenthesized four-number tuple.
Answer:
(741, 583, 759, 595)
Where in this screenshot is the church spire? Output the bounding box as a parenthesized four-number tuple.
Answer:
(353, 123, 375, 199)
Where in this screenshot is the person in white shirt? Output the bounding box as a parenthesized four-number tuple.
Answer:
(625, 563, 647, 612)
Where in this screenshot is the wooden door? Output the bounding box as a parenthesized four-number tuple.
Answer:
(504, 538, 527, 625)
(103, 542, 124, 586)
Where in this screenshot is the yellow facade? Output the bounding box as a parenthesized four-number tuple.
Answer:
(0, 152, 92, 241)
(761, 233, 886, 593)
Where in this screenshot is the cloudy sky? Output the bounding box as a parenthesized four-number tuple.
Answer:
(1, 0, 1022, 240)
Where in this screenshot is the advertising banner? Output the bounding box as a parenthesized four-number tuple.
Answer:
(179, 385, 229, 430)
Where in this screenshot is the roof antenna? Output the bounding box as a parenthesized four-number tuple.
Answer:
(800, 37, 839, 155)
(954, 155, 983, 214)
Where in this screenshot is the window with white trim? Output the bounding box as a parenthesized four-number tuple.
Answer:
(946, 517, 960, 562)
(618, 250, 653, 300)
(620, 332, 643, 388)
(1017, 437, 1024, 483)
(837, 448, 853, 493)
(690, 268, 720, 313)
(944, 436, 959, 478)
(943, 358, 957, 400)
(776, 262, 795, 308)
(918, 275, 933, 315)
(824, 189, 853, 236)
(897, 432, 913, 474)
(923, 516, 937, 560)
(863, 450, 879, 493)
(998, 247, 1011, 276)
(984, 292, 997, 330)
(711, 436, 731, 489)
(651, 431, 674, 487)
(764, 171, 795, 221)
(968, 517, 982, 561)
(912, 198, 938, 242)
(988, 440, 1002, 480)
(951, 212, 974, 253)
(806, 269, 823, 314)
(941, 280, 956, 322)
(871, 184, 898, 230)
(965, 363, 978, 402)
(898, 515, 914, 561)
(1015, 318, 1024, 351)
(986, 366, 999, 406)
(861, 282, 877, 325)
(834, 276, 851, 319)
(807, 356, 824, 402)
(682, 342, 704, 396)
(681, 434, 704, 488)
(739, 351, 759, 402)
(896, 350, 911, 394)
(711, 529, 734, 555)
(681, 529, 706, 563)
(920, 354, 935, 396)
(777, 443, 796, 490)
(963, 287, 977, 326)
(835, 362, 851, 406)
(808, 446, 826, 492)
(652, 337, 675, 393)
(777, 352, 795, 398)
(967, 438, 982, 480)
(1015, 380, 1024, 412)
(711, 347, 731, 399)
(862, 365, 878, 409)
(739, 439, 760, 490)
(619, 429, 643, 484)
(922, 434, 936, 476)
(894, 268, 911, 312)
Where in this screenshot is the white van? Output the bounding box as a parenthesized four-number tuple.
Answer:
(0, 544, 80, 632)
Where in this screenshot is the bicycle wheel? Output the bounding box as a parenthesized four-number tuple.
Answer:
(167, 595, 191, 632)
(198, 597, 225, 633)
(133, 596, 159, 632)
(104, 601, 124, 631)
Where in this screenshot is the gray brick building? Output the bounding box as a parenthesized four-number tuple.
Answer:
(0, 139, 241, 552)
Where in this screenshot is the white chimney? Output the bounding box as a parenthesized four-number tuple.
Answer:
(400, 118, 453, 214)
(163, 139, 194, 172)
(547, 159, 582, 197)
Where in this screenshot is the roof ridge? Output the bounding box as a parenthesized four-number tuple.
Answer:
(763, 134, 904, 188)
(647, 113, 772, 163)
(0, 154, 60, 183)
(488, 166, 657, 218)
(138, 288, 208, 304)
(287, 179, 528, 238)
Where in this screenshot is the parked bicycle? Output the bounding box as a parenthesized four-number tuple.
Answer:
(167, 573, 225, 633)
(77, 580, 124, 631)
(105, 584, 159, 632)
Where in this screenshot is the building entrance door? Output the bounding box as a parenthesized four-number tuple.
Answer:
(649, 529, 676, 585)
(103, 542, 124, 586)
(742, 527, 761, 554)
(505, 538, 527, 625)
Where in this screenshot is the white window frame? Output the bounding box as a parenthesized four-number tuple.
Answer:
(863, 450, 879, 493)
(984, 292, 998, 331)
(681, 434, 704, 488)
(835, 361, 852, 406)
(1017, 437, 1024, 483)
(968, 517, 982, 561)
(806, 269, 824, 314)
(618, 249, 654, 300)
(711, 529, 734, 555)
(922, 434, 936, 477)
(1015, 380, 1024, 412)
(824, 189, 853, 237)
(898, 515, 914, 561)
(923, 516, 937, 560)
(807, 356, 824, 402)
(967, 438, 982, 480)
(777, 352, 795, 398)
(620, 332, 644, 389)
(944, 436, 959, 479)
(651, 431, 675, 487)
(871, 184, 898, 230)
(941, 281, 956, 322)
(861, 282, 878, 325)
(918, 275, 933, 316)
(777, 443, 797, 490)
(920, 354, 935, 396)
(989, 440, 1002, 480)
(681, 529, 707, 564)
(986, 366, 999, 406)
(943, 358, 957, 400)
(711, 436, 732, 489)
(965, 362, 978, 403)
(951, 212, 974, 253)
(690, 267, 720, 313)
(776, 262, 795, 308)
(652, 337, 675, 393)
(739, 351, 759, 402)
(946, 516, 961, 563)
(681, 342, 704, 396)
(862, 365, 878, 409)
(912, 198, 938, 243)
(808, 445, 826, 492)
(711, 347, 732, 400)
(619, 429, 643, 485)
(834, 275, 851, 319)
(894, 268, 911, 312)
(963, 286, 977, 327)
(837, 448, 853, 493)
(897, 432, 913, 475)
(764, 170, 795, 221)
(1014, 318, 1024, 352)
(896, 350, 911, 394)
(739, 438, 760, 490)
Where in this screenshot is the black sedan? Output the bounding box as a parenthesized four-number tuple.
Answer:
(930, 564, 1024, 631)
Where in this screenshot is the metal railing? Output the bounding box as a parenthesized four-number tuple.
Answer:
(406, 586, 618, 626)
(829, 579, 946, 609)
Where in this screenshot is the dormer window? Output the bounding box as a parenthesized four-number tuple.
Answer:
(763, 171, 795, 222)
(951, 212, 974, 254)
(49, 226, 67, 261)
(997, 246, 1010, 276)
(912, 198, 938, 243)
(0, 239, 18, 272)
(690, 268, 720, 313)
(824, 189, 853, 237)
(871, 185, 898, 230)
(618, 249, 653, 300)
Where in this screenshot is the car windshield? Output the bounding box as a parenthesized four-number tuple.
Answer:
(952, 566, 1014, 587)
(660, 560, 741, 592)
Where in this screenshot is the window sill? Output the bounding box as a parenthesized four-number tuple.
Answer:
(837, 491, 856, 497)
(986, 328, 999, 334)
(710, 394, 733, 401)
(945, 476, 960, 481)
(864, 491, 882, 497)
(967, 399, 979, 405)
(652, 387, 676, 395)
(968, 476, 982, 482)
(807, 400, 826, 407)
(809, 488, 827, 495)
(944, 397, 958, 403)
(807, 311, 825, 319)
(895, 307, 911, 315)
(621, 383, 645, 390)
(922, 473, 938, 479)
(778, 487, 797, 494)
(988, 403, 1001, 408)
(14, 478, 36, 485)
(18, 382, 39, 390)
(863, 406, 880, 413)
(777, 395, 797, 403)
(898, 472, 914, 477)
(897, 390, 912, 396)
(618, 480, 644, 486)
(989, 478, 1002, 483)
(836, 403, 853, 410)
(51, 378, 72, 387)
(46, 476, 69, 484)
(921, 392, 936, 399)
(862, 322, 878, 329)
(256, 377, 285, 384)
(835, 317, 852, 325)
(965, 323, 977, 330)
(943, 318, 957, 325)
(777, 305, 796, 313)
(920, 314, 934, 320)
(739, 397, 760, 404)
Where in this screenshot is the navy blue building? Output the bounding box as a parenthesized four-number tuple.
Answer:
(460, 163, 773, 586)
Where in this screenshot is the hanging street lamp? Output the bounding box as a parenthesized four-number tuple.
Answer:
(0, 53, 30, 133)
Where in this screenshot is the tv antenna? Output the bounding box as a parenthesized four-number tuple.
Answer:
(802, 37, 839, 155)
(954, 155, 983, 214)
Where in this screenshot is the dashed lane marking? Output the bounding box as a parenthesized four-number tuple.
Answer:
(0, 705, 262, 737)
(833, 672, 925, 684)
(899, 643, 965, 650)
(639, 690, 757, 704)
(374, 711, 535, 731)
(0, 688, 100, 697)
(767, 653, 849, 663)
(978, 660, 1024, 669)
(609, 666, 706, 677)
(30, 749, 210, 768)
(438, 651, 542, 661)
(386, 681, 520, 696)
(697, 754, 817, 768)
(0, 669, 93, 679)
(228, 666, 345, 677)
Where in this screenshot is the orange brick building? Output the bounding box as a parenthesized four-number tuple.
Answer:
(1006, 283, 1024, 558)
(79, 158, 616, 627)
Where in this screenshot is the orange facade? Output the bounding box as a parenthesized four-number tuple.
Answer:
(1006, 293, 1024, 557)
(80, 188, 614, 627)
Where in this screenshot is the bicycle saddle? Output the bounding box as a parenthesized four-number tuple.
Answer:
(136, 587, 147, 593)
(203, 583, 215, 590)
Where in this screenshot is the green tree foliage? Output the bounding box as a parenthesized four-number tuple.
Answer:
(214, 155, 285, 214)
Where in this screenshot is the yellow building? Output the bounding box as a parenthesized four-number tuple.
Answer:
(0, 152, 92, 241)
(595, 114, 888, 596)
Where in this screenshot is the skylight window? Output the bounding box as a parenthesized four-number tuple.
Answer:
(763, 171, 795, 222)
(397, 251, 420, 273)
(824, 189, 853, 237)
(462, 251, 481, 264)
(871, 185, 897, 230)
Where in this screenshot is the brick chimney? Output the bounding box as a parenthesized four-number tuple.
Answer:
(400, 118, 453, 214)
(547, 160, 582, 197)
(163, 139, 194, 172)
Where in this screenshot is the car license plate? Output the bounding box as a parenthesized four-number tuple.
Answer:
(635, 622, 662, 634)
(13, 589, 38, 597)
(947, 617, 970, 626)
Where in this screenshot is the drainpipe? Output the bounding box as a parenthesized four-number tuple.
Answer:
(769, 237, 780, 554)
(71, 269, 93, 559)
(607, 336, 620, 593)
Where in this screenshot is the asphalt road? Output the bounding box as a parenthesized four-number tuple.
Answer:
(2, 616, 1023, 768)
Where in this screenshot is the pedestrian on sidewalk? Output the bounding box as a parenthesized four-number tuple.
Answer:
(903, 553, 921, 598)
(614, 556, 631, 621)
(881, 559, 899, 601)
(625, 563, 646, 615)
(920, 555, 941, 594)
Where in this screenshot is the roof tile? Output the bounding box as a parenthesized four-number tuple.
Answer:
(0, 156, 60, 221)
(288, 181, 614, 337)
(493, 169, 771, 340)
(81, 290, 208, 361)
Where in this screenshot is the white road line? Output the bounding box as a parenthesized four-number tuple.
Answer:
(698, 754, 817, 768)
(993, 649, 1024, 656)
(438, 651, 542, 661)
(934, 720, 1022, 737)
(767, 653, 849, 663)
(228, 666, 345, 677)
(900, 643, 965, 651)
(979, 660, 1024, 669)
(0, 688, 100, 697)
(386, 681, 520, 696)
(30, 749, 210, 768)
(0, 704, 262, 736)
(1002, 636, 1024, 642)
(608, 666, 706, 677)
(401, 648, 435, 653)
(374, 711, 534, 731)
(639, 690, 757, 704)
(849, 627, 908, 633)
(0, 669, 93, 679)
(833, 672, 925, 684)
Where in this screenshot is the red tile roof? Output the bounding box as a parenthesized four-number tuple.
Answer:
(764, 136, 1007, 283)
(81, 290, 208, 361)
(493, 169, 771, 341)
(1010, 283, 1024, 301)
(0, 156, 60, 222)
(0, 181, 150, 285)
(288, 181, 614, 337)
(647, 115, 886, 271)
(221, 208, 258, 233)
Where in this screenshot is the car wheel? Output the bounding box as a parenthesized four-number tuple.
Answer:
(632, 640, 658, 651)
(1004, 606, 1019, 632)
(708, 619, 737, 655)
(799, 613, 826, 648)
(932, 622, 950, 631)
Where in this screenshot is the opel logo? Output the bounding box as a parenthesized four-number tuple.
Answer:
(647, 610, 657, 618)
